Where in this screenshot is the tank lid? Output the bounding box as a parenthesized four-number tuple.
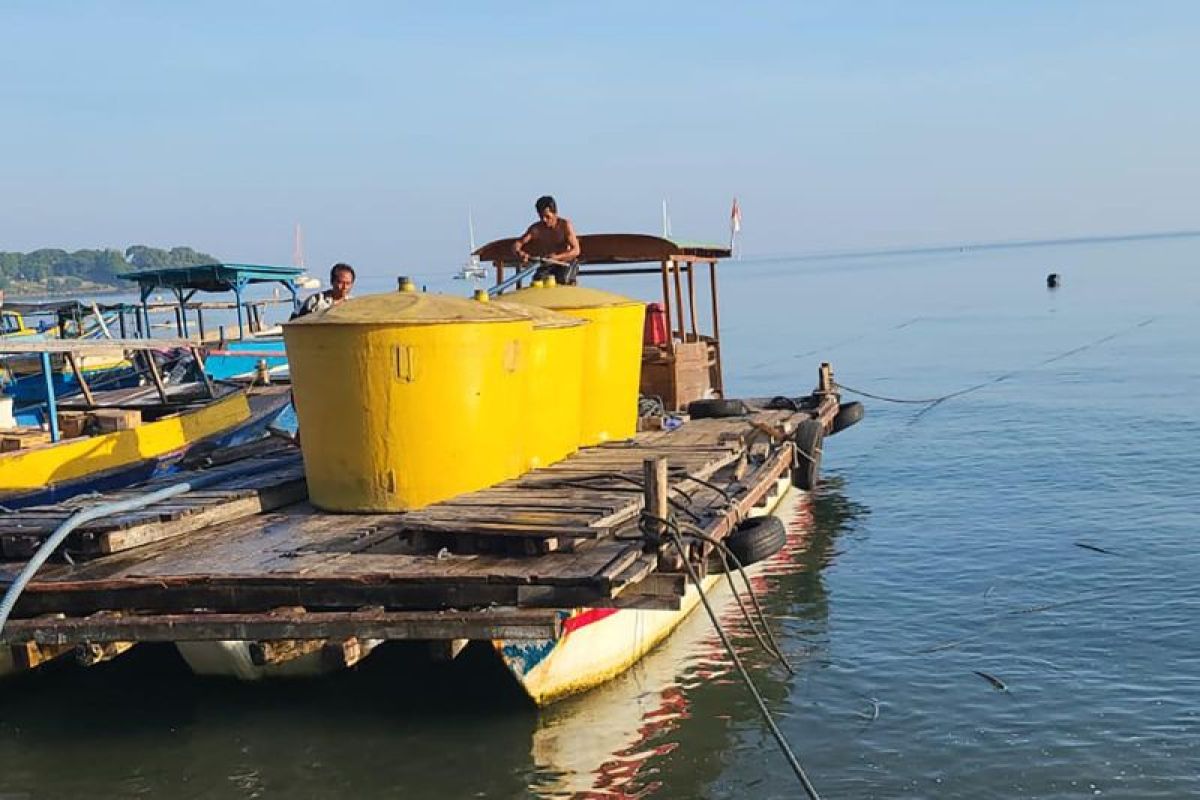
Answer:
(502, 284, 642, 310)
(285, 291, 532, 326)
(490, 300, 585, 330)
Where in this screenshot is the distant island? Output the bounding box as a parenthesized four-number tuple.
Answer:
(0, 245, 220, 297)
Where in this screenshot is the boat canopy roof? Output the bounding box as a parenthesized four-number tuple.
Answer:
(120, 263, 305, 293)
(474, 234, 730, 266)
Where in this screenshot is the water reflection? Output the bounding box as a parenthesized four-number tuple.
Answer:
(0, 482, 866, 799)
(529, 480, 868, 799)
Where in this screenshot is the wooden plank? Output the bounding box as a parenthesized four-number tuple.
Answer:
(0, 608, 562, 643)
(0, 338, 195, 354)
(97, 478, 308, 554)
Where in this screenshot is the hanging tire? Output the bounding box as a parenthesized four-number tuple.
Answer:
(830, 401, 864, 435)
(688, 398, 748, 419)
(709, 516, 788, 572)
(791, 419, 824, 490)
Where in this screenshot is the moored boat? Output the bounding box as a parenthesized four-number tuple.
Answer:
(0, 338, 292, 509)
(0, 235, 863, 706)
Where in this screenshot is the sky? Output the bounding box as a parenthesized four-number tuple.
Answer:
(1, 1, 1198, 280)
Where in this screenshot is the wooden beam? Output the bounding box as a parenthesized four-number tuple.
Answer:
(140, 351, 169, 403)
(672, 260, 686, 343)
(0, 608, 562, 643)
(0, 338, 196, 354)
(642, 456, 669, 538)
(64, 352, 95, 407)
(190, 347, 217, 399)
(708, 261, 724, 395)
(659, 260, 673, 348)
(686, 262, 699, 340)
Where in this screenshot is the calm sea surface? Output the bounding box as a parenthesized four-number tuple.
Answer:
(1, 236, 1198, 798)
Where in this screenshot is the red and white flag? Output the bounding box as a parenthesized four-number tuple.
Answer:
(730, 197, 742, 234)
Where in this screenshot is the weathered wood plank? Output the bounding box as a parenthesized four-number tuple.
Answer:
(0, 608, 562, 643)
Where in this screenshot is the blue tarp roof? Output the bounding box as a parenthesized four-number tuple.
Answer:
(120, 263, 305, 293)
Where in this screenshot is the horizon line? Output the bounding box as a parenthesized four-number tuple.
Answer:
(744, 228, 1200, 264)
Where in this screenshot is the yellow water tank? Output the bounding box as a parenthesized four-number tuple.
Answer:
(491, 300, 587, 469)
(283, 291, 533, 512)
(503, 284, 644, 445)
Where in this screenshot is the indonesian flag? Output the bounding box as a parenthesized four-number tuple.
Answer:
(731, 197, 742, 234)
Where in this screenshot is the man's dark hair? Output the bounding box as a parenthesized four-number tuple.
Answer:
(330, 262, 356, 282)
(535, 196, 557, 215)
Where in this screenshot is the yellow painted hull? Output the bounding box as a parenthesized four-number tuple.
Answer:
(0, 392, 251, 490)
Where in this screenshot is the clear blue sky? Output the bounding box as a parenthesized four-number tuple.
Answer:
(1, 1, 1197, 279)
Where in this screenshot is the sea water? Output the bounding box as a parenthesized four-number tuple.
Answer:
(0, 235, 1197, 799)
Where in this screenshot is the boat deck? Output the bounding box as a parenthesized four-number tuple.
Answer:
(0, 396, 837, 652)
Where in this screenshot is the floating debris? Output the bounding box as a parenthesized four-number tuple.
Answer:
(973, 670, 1008, 692)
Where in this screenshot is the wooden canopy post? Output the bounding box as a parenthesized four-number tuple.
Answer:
(671, 260, 685, 343)
(659, 260, 673, 347)
(685, 260, 699, 341)
(709, 260, 724, 396)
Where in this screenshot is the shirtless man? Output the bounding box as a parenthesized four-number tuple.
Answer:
(513, 195, 581, 284)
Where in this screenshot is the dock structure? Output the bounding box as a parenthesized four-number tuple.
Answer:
(0, 393, 836, 672)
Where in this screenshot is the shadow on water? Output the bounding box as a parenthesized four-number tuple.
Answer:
(0, 482, 867, 799)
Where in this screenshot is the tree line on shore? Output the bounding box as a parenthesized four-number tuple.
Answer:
(0, 246, 220, 292)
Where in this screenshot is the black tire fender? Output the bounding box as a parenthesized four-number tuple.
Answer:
(710, 515, 788, 572)
(688, 398, 748, 419)
(791, 419, 824, 491)
(830, 401, 865, 435)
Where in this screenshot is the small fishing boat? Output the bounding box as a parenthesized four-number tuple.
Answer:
(0, 235, 863, 706)
(0, 338, 292, 509)
(1, 302, 140, 423)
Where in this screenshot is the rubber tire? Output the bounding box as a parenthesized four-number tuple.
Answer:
(688, 398, 748, 419)
(791, 419, 824, 491)
(710, 516, 788, 572)
(830, 401, 864, 435)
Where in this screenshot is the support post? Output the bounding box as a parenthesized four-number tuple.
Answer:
(659, 261, 673, 350)
(65, 352, 95, 407)
(642, 456, 669, 539)
(672, 261, 685, 344)
(190, 347, 217, 398)
(40, 352, 60, 443)
(142, 351, 169, 403)
(234, 280, 246, 339)
(685, 261, 699, 341)
(709, 260, 724, 395)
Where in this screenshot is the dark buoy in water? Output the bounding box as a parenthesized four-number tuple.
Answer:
(1046, 273, 1060, 289)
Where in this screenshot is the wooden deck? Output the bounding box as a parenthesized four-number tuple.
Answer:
(0, 396, 838, 651)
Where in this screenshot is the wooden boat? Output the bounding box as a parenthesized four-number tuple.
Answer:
(1, 302, 140, 423)
(0, 236, 863, 705)
(0, 338, 292, 509)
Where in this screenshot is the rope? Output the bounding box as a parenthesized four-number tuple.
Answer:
(836, 316, 1157, 412)
(661, 519, 822, 800)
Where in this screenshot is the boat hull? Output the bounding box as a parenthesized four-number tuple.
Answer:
(0, 390, 290, 509)
(495, 476, 794, 706)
